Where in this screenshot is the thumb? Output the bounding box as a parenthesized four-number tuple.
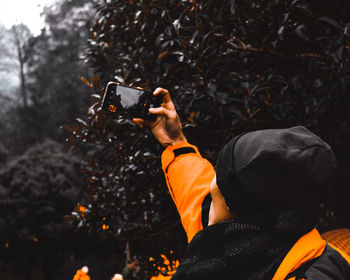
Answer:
(133, 118, 152, 128)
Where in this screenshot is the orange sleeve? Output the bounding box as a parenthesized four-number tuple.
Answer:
(161, 142, 216, 243)
(73, 270, 81, 280)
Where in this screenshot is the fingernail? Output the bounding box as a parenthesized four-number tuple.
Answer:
(153, 87, 161, 95)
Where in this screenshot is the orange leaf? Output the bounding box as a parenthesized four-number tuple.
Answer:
(157, 50, 173, 60)
(81, 77, 92, 88)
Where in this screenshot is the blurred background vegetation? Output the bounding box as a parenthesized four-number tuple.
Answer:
(1, 0, 350, 279)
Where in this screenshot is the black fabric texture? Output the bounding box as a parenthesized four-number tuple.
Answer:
(293, 245, 350, 280)
(285, 255, 321, 279)
(171, 210, 317, 280)
(215, 126, 335, 215)
(173, 147, 196, 157)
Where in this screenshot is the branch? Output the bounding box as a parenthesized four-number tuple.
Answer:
(0, 93, 15, 102)
(226, 40, 323, 59)
(162, 5, 229, 130)
(116, 220, 181, 241)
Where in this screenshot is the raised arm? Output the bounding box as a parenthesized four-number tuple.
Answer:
(134, 88, 215, 242)
(161, 142, 215, 242)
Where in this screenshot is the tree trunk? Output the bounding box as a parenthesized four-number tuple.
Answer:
(12, 26, 28, 108)
(19, 57, 27, 108)
(31, 253, 45, 280)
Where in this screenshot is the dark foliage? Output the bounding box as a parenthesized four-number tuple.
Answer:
(0, 140, 81, 279)
(0, 144, 8, 166)
(0, 140, 82, 241)
(69, 0, 350, 278)
(0, 140, 126, 280)
(0, 1, 108, 279)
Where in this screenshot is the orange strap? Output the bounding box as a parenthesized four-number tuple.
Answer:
(162, 142, 215, 243)
(272, 228, 326, 280)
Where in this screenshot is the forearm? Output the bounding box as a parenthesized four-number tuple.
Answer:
(133, 87, 215, 241)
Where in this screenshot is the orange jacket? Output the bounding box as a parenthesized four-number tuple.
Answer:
(161, 142, 350, 279)
(162, 142, 215, 243)
(73, 269, 90, 280)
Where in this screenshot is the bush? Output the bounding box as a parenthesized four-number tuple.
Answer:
(0, 143, 8, 166)
(0, 140, 83, 241)
(69, 0, 350, 277)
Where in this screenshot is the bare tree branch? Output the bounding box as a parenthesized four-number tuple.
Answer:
(10, 24, 32, 108)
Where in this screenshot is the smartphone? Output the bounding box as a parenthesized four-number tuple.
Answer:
(101, 82, 163, 120)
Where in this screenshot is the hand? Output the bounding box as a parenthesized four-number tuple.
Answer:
(133, 87, 187, 147)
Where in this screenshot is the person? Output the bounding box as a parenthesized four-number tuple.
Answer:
(72, 266, 91, 280)
(111, 273, 124, 280)
(134, 88, 350, 279)
(122, 259, 140, 280)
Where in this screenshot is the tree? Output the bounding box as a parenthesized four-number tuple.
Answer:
(70, 1, 350, 277)
(0, 24, 26, 105)
(0, 25, 20, 139)
(10, 24, 32, 108)
(0, 143, 8, 167)
(0, 0, 95, 155)
(0, 1, 120, 280)
(0, 140, 83, 280)
(0, 140, 83, 241)
(24, 0, 95, 143)
(0, 23, 33, 153)
(0, 23, 32, 107)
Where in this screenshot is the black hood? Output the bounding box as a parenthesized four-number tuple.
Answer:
(215, 126, 335, 215)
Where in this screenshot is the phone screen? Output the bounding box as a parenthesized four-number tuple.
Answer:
(102, 83, 162, 120)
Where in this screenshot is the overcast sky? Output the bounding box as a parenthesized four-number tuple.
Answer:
(0, 0, 56, 35)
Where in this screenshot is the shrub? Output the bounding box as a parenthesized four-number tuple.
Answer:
(0, 140, 83, 241)
(69, 0, 350, 277)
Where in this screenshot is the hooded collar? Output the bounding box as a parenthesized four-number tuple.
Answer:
(172, 210, 317, 280)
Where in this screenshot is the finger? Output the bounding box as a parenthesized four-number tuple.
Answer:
(133, 118, 144, 128)
(133, 118, 152, 128)
(149, 107, 172, 118)
(153, 87, 172, 104)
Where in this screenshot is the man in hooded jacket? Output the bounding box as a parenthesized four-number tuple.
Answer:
(134, 88, 350, 280)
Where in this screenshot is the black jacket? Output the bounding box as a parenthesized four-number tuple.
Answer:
(171, 213, 350, 280)
(286, 245, 350, 280)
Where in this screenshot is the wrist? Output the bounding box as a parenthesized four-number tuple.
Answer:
(170, 135, 188, 146)
(170, 139, 188, 146)
(162, 135, 188, 147)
